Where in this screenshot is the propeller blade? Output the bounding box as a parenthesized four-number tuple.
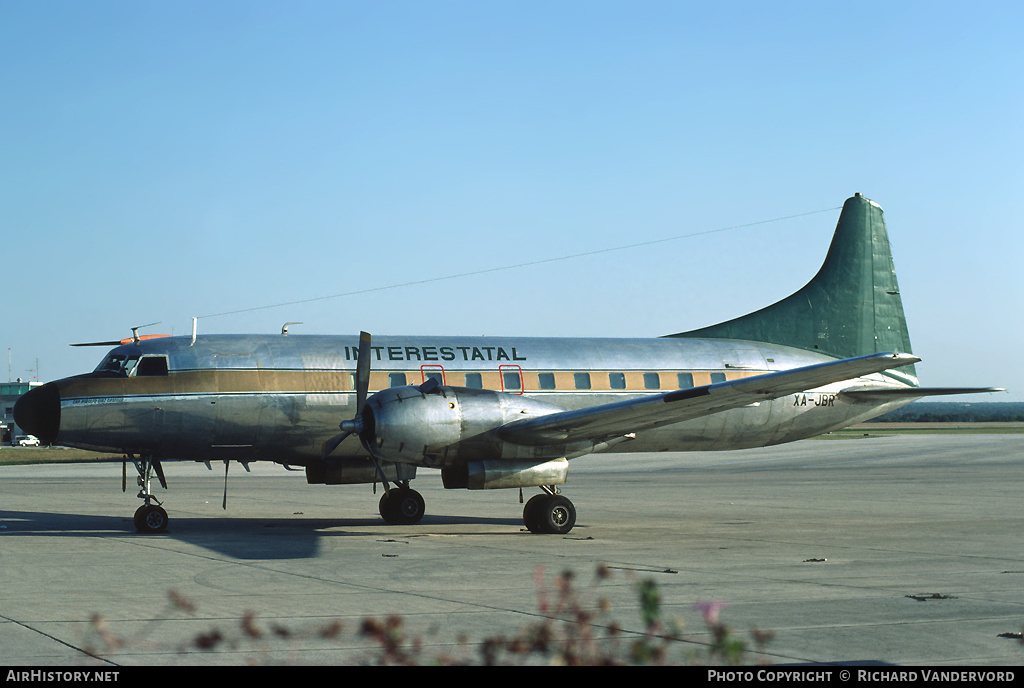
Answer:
(222, 460, 229, 510)
(321, 431, 352, 460)
(71, 322, 167, 347)
(355, 331, 371, 412)
(320, 331, 373, 460)
(152, 458, 168, 490)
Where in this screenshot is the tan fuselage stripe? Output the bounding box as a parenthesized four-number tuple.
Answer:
(58, 368, 766, 399)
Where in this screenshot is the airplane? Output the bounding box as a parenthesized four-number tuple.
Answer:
(14, 193, 1001, 535)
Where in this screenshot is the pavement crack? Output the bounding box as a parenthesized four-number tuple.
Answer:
(0, 614, 119, 666)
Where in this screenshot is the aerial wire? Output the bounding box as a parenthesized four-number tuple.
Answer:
(197, 206, 840, 320)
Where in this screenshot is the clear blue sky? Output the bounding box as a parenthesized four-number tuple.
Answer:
(3, 1, 1021, 401)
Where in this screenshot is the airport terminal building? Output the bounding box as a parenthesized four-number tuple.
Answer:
(2, 381, 39, 443)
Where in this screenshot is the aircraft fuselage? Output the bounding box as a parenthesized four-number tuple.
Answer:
(39, 333, 913, 464)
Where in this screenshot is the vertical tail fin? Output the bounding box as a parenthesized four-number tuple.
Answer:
(667, 193, 918, 385)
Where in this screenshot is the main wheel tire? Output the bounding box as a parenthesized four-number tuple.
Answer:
(379, 488, 425, 525)
(541, 495, 576, 534)
(527, 494, 576, 534)
(134, 505, 169, 534)
(523, 494, 549, 533)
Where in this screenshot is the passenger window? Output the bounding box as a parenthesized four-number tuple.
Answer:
(677, 373, 694, 389)
(538, 372, 556, 390)
(421, 365, 445, 385)
(502, 371, 522, 391)
(574, 373, 591, 390)
(465, 372, 482, 389)
(609, 372, 625, 390)
(643, 372, 660, 390)
(135, 356, 169, 376)
(710, 372, 726, 384)
(389, 373, 407, 388)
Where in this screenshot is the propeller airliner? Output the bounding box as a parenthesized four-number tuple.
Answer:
(14, 194, 1000, 534)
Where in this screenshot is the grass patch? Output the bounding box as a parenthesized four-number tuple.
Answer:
(3, 423, 1021, 464)
(0, 447, 122, 466)
(820, 423, 1024, 439)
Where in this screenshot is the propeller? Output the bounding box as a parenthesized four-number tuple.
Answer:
(72, 322, 168, 347)
(321, 331, 372, 459)
(319, 331, 401, 495)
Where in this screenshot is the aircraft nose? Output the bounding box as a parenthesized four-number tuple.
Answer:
(13, 382, 60, 445)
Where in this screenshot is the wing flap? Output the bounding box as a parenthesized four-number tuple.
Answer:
(497, 352, 921, 446)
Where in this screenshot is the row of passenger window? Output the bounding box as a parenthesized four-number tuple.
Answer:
(383, 370, 730, 391)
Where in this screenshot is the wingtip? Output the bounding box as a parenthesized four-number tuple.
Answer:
(869, 351, 921, 367)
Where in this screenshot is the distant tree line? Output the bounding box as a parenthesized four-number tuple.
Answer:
(872, 402, 1024, 423)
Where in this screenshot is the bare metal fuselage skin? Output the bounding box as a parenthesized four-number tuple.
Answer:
(48, 333, 913, 465)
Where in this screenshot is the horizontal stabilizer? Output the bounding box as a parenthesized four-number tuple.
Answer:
(840, 386, 1005, 402)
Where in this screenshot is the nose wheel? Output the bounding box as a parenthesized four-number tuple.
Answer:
(134, 504, 169, 533)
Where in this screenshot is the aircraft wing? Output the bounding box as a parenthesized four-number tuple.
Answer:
(496, 352, 921, 447)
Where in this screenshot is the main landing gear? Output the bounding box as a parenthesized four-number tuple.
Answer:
(378, 484, 426, 525)
(371, 474, 576, 533)
(523, 487, 577, 535)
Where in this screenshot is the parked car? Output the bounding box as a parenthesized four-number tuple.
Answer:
(13, 435, 40, 447)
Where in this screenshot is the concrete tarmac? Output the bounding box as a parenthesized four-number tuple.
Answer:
(1, 433, 1023, 666)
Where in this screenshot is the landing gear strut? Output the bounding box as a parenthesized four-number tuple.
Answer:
(129, 454, 169, 534)
(523, 487, 576, 534)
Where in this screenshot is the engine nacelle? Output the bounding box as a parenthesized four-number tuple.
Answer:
(360, 383, 565, 466)
(305, 457, 416, 485)
(442, 458, 569, 490)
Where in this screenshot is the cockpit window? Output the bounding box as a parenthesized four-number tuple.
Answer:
(94, 353, 169, 376)
(96, 354, 140, 376)
(136, 356, 169, 376)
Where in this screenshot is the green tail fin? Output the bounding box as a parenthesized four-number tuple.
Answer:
(667, 193, 918, 385)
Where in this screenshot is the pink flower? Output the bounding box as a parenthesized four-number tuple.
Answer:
(693, 600, 728, 625)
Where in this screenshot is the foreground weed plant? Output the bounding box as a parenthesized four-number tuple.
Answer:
(84, 565, 773, 665)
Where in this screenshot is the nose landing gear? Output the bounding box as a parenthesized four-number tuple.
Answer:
(128, 454, 169, 534)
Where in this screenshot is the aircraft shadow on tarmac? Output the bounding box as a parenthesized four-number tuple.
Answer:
(0, 507, 529, 560)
